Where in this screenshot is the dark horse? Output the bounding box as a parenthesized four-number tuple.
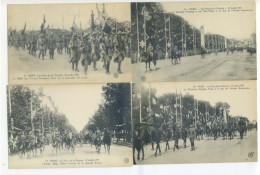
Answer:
(133, 130, 144, 164)
(172, 124, 188, 151)
(103, 130, 111, 154)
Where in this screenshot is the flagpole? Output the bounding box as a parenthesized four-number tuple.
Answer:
(31, 90, 34, 132)
(169, 14, 171, 59)
(149, 83, 151, 114)
(180, 90, 182, 126)
(175, 89, 177, 123)
(8, 87, 13, 139)
(143, 3, 147, 52)
(136, 3, 140, 62)
(139, 84, 142, 123)
(164, 13, 167, 59)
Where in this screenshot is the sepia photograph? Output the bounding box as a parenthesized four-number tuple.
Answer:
(8, 3, 131, 84)
(131, 1, 256, 82)
(7, 83, 132, 168)
(132, 81, 257, 164)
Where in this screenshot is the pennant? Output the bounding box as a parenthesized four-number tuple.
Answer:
(43, 14, 46, 24)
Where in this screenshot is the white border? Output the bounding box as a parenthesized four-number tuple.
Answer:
(1, 0, 259, 175)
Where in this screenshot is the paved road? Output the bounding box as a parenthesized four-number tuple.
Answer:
(9, 143, 132, 168)
(133, 51, 256, 82)
(134, 130, 257, 164)
(8, 47, 132, 83)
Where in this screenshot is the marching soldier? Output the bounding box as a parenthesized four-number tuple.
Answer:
(113, 32, 126, 74)
(69, 33, 81, 71)
(37, 34, 46, 60)
(91, 31, 100, 71)
(147, 43, 155, 69)
(104, 35, 114, 74)
(188, 124, 196, 151)
(57, 34, 64, 54)
(80, 33, 92, 75)
(31, 35, 37, 56)
(48, 33, 56, 60)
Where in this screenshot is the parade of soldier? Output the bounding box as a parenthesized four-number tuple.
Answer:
(131, 2, 256, 82)
(7, 84, 132, 168)
(132, 82, 257, 164)
(8, 3, 131, 84)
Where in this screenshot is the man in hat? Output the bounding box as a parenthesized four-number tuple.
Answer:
(188, 124, 196, 151)
(147, 42, 156, 69)
(69, 33, 81, 71)
(37, 34, 46, 60)
(113, 32, 126, 74)
(80, 33, 92, 75)
(57, 34, 64, 54)
(103, 34, 114, 74)
(48, 33, 56, 60)
(90, 31, 100, 71)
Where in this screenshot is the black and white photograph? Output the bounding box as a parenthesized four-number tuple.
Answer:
(131, 1, 256, 82)
(7, 83, 132, 168)
(8, 3, 131, 84)
(132, 81, 257, 164)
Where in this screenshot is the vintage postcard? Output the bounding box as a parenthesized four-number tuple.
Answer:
(8, 3, 131, 84)
(131, 1, 256, 82)
(132, 81, 257, 164)
(7, 83, 132, 168)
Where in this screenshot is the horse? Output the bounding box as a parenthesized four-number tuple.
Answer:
(133, 130, 144, 164)
(94, 135, 102, 154)
(65, 132, 76, 153)
(103, 130, 112, 154)
(52, 134, 61, 155)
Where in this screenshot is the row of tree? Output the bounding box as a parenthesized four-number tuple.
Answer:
(132, 84, 250, 130)
(7, 85, 76, 139)
(131, 2, 233, 61)
(82, 83, 132, 142)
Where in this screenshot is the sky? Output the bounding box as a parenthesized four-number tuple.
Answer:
(31, 84, 104, 132)
(142, 81, 257, 121)
(8, 3, 130, 31)
(161, 1, 256, 41)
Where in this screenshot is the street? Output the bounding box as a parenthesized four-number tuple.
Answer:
(135, 130, 257, 164)
(8, 47, 132, 83)
(132, 51, 256, 82)
(9, 143, 132, 168)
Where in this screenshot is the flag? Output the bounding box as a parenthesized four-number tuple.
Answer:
(165, 16, 170, 23)
(43, 14, 46, 24)
(23, 22, 26, 31)
(152, 98, 157, 105)
(141, 6, 151, 21)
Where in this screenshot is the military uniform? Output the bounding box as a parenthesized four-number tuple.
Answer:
(91, 33, 100, 71)
(80, 34, 92, 75)
(113, 34, 125, 73)
(57, 35, 64, 54)
(69, 34, 81, 71)
(188, 124, 196, 151)
(38, 35, 46, 60)
(105, 36, 114, 74)
(48, 35, 56, 59)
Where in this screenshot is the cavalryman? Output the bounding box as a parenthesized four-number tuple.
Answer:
(69, 33, 81, 71)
